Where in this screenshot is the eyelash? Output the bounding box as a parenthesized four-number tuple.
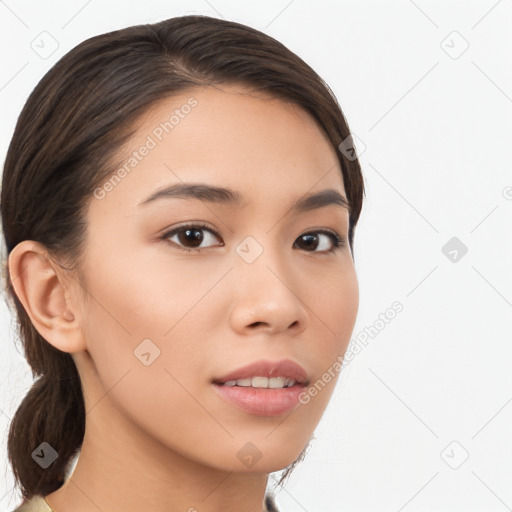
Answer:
(160, 222, 346, 254)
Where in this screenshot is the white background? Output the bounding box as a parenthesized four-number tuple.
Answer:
(1, 1, 511, 511)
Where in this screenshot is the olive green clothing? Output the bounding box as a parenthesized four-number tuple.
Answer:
(12, 492, 280, 511)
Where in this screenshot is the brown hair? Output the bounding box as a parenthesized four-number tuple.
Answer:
(1, 14, 365, 500)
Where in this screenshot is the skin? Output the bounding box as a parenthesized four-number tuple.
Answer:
(9, 84, 359, 512)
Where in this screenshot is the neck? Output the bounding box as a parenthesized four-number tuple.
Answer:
(45, 355, 272, 512)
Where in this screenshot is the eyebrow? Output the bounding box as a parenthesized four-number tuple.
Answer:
(139, 183, 350, 213)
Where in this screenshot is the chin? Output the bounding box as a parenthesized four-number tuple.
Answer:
(225, 435, 312, 473)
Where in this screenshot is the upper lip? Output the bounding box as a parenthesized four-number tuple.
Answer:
(213, 359, 309, 386)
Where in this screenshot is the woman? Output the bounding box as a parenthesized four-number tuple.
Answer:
(2, 14, 364, 512)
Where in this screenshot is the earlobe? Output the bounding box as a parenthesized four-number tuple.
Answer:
(8, 240, 85, 354)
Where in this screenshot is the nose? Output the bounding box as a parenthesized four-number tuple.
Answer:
(228, 245, 309, 336)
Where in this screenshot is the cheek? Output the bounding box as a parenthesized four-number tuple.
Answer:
(77, 255, 233, 461)
(80, 246, 230, 395)
(298, 265, 359, 403)
(309, 263, 359, 351)
(82, 243, 222, 339)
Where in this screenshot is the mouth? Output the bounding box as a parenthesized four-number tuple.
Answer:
(212, 358, 309, 387)
(211, 359, 309, 417)
(215, 376, 299, 389)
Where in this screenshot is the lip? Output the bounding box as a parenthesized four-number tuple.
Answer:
(211, 359, 309, 417)
(212, 358, 309, 385)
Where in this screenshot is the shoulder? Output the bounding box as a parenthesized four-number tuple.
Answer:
(11, 495, 52, 512)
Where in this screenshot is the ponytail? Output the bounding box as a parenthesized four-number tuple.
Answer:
(5, 295, 85, 500)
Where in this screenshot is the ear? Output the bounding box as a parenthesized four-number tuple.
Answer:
(8, 240, 86, 353)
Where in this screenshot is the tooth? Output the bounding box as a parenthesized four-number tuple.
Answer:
(286, 379, 296, 387)
(236, 378, 252, 387)
(269, 377, 286, 388)
(224, 380, 237, 386)
(252, 376, 269, 388)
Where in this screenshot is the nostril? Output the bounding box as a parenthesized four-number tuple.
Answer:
(249, 321, 266, 328)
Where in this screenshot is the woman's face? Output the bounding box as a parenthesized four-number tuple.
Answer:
(74, 84, 359, 473)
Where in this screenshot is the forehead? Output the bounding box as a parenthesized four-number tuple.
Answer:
(91, 84, 346, 214)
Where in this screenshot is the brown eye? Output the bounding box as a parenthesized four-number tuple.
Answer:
(161, 223, 223, 251)
(294, 231, 345, 253)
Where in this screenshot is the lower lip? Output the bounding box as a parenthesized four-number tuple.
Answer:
(212, 383, 305, 417)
